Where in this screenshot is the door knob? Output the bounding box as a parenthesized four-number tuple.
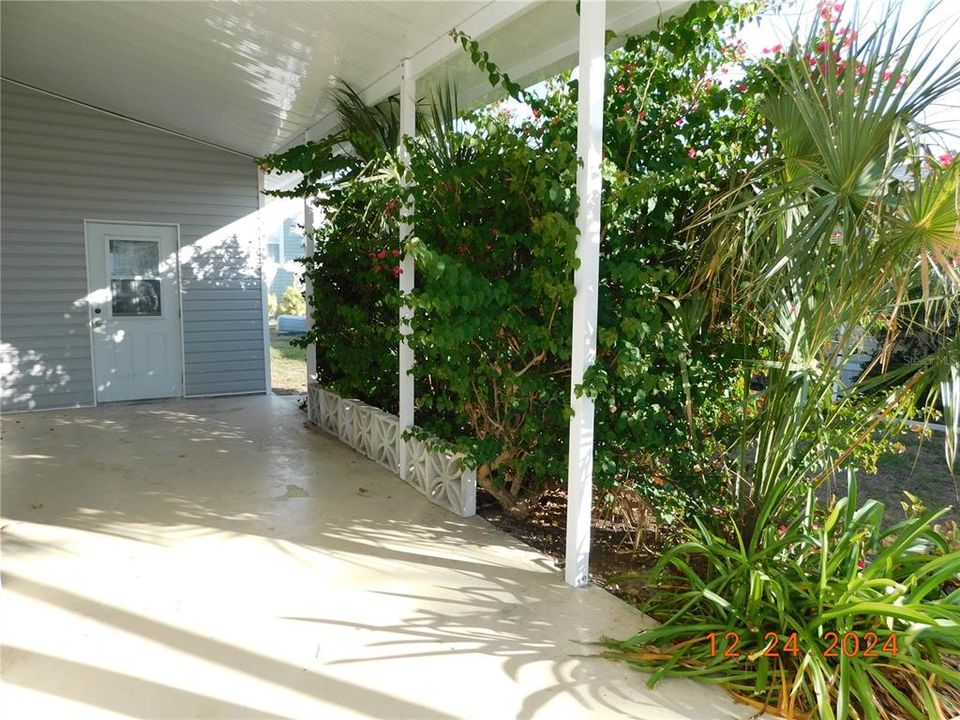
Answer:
(93, 319, 104, 327)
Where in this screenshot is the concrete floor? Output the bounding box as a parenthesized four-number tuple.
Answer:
(1, 395, 755, 720)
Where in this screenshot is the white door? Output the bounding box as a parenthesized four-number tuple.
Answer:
(85, 222, 182, 402)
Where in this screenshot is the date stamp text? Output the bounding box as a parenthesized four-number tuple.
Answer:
(707, 631, 899, 658)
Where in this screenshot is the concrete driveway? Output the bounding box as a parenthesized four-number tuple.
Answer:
(1, 395, 754, 719)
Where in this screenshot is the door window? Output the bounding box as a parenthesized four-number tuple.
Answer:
(109, 239, 162, 317)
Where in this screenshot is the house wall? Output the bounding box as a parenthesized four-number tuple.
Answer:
(0, 80, 265, 411)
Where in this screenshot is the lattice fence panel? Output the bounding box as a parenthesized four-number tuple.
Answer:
(306, 383, 475, 517)
(403, 435, 476, 517)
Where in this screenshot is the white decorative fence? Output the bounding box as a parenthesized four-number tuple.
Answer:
(307, 383, 476, 517)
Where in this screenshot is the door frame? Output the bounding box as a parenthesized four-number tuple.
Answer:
(82, 219, 184, 406)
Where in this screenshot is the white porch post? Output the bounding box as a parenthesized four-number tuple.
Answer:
(565, 0, 606, 588)
(303, 132, 317, 386)
(398, 59, 416, 480)
(258, 168, 273, 394)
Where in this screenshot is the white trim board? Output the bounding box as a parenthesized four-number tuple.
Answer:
(0, 77, 253, 158)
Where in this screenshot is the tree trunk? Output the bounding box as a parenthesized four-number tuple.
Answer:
(476, 453, 534, 520)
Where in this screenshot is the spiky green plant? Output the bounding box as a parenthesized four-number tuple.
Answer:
(603, 473, 960, 719)
(607, 3, 960, 718)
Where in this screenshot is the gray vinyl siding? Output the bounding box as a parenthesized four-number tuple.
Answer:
(1, 81, 264, 411)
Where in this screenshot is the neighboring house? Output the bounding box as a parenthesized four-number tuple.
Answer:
(264, 211, 306, 301)
(0, 80, 268, 411)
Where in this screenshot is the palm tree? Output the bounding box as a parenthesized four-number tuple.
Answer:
(691, 2, 960, 546)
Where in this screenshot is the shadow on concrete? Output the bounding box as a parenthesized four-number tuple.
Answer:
(0, 396, 748, 720)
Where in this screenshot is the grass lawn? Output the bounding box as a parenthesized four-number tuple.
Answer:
(270, 329, 307, 395)
(820, 430, 959, 524)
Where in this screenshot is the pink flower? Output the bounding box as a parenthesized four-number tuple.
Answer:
(938, 153, 954, 166)
(882, 71, 893, 81)
(675, 117, 686, 127)
(532, 108, 541, 118)
(857, 558, 866, 569)
(392, 249, 401, 258)
(392, 266, 403, 278)
(457, 245, 469, 255)
(772, 43, 783, 53)
(687, 148, 697, 158)
(779, 525, 788, 537)
(616, 83, 626, 93)
(376, 249, 387, 260)
(817, 41, 829, 52)
(638, 110, 647, 120)
(738, 83, 748, 92)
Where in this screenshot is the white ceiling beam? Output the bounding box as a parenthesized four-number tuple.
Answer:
(360, 0, 538, 106)
(276, 0, 541, 152)
(290, 0, 692, 153)
(491, 0, 689, 88)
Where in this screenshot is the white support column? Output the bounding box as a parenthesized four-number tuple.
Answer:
(257, 168, 273, 395)
(565, 0, 606, 588)
(302, 132, 317, 386)
(398, 59, 416, 480)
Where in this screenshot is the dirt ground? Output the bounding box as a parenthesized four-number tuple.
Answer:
(476, 488, 660, 603)
(478, 432, 958, 601)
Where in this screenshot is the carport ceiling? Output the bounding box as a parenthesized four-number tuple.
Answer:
(1, 1, 689, 158)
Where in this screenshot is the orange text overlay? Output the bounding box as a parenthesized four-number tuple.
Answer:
(707, 631, 899, 659)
